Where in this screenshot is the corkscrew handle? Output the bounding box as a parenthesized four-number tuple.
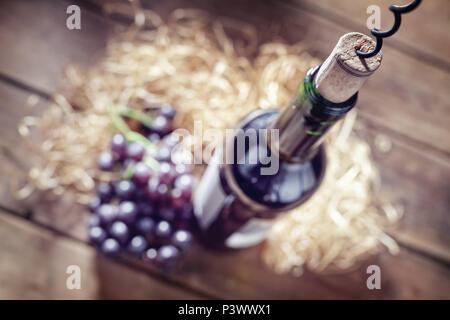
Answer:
(356, 0, 422, 58)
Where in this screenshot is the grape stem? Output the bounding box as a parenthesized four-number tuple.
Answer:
(118, 106, 153, 128)
(108, 105, 159, 170)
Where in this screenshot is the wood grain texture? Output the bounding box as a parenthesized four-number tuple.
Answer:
(0, 82, 47, 215)
(0, 210, 202, 299)
(133, 242, 450, 299)
(0, 0, 117, 95)
(358, 119, 450, 262)
(287, 0, 450, 71)
(10, 209, 450, 299)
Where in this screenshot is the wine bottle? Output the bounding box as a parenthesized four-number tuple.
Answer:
(194, 33, 382, 249)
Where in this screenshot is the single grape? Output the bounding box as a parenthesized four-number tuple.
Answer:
(151, 115, 170, 136)
(158, 206, 176, 222)
(127, 235, 148, 256)
(156, 245, 179, 267)
(170, 188, 185, 210)
(143, 248, 158, 263)
(158, 104, 176, 120)
(146, 176, 160, 200)
(109, 221, 129, 244)
(97, 152, 114, 171)
(156, 145, 171, 162)
(156, 183, 169, 203)
(172, 230, 193, 252)
(97, 204, 118, 225)
(174, 174, 194, 199)
(114, 180, 136, 200)
(110, 133, 127, 157)
(155, 220, 172, 239)
(101, 238, 121, 256)
(135, 217, 155, 235)
(89, 226, 107, 244)
(158, 162, 174, 185)
(87, 214, 101, 228)
(97, 182, 114, 201)
(147, 133, 160, 143)
(132, 161, 151, 185)
(126, 142, 145, 161)
(87, 196, 101, 213)
(118, 201, 138, 225)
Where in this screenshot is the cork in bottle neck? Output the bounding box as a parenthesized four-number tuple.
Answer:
(314, 32, 382, 103)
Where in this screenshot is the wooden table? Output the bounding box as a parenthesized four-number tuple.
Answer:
(0, 0, 449, 299)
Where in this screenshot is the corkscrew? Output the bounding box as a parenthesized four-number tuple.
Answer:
(356, 0, 422, 58)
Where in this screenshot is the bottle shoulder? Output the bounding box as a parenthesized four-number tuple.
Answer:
(228, 109, 326, 210)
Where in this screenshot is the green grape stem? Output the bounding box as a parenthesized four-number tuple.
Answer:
(108, 105, 159, 170)
(118, 106, 154, 128)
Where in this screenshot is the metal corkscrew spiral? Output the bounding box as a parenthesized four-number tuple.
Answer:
(356, 0, 422, 58)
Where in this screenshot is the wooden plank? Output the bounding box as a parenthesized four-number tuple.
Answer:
(0, 210, 203, 299)
(287, 0, 450, 71)
(0, 82, 48, 215)
(0, 0, 117, 95)
(140, 242, 450, 299)
(26, 223, 450, 299)
(12, 206, 450, 299)
(358, 119, 450, 262)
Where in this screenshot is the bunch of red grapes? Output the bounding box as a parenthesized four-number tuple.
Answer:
(87, 104, 195, 270)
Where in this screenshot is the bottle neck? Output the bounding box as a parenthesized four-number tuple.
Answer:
(269, 65, 358, 162)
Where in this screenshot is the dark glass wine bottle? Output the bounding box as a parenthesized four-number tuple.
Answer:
(193, 33, 381, 249)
